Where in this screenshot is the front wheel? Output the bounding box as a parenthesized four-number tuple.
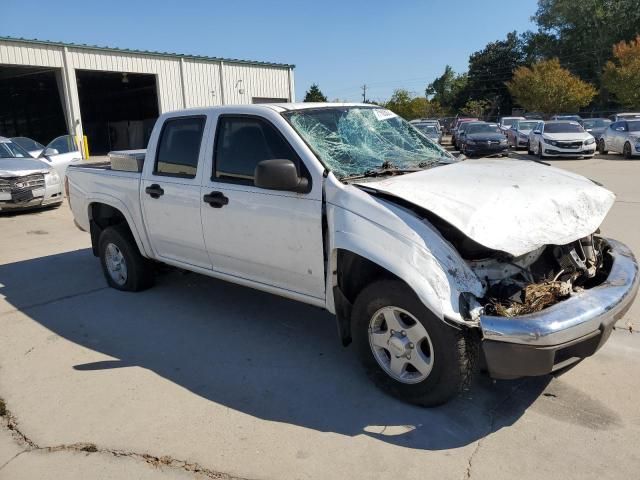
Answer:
(598, 139, 608, 155)
(624, 142, 633, 159)
(537, 142, 545, 159)
(352, 280, 477, 406)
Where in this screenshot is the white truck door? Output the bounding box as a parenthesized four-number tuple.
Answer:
(141, 115, 211, 269)
(200, 114, 325, 300)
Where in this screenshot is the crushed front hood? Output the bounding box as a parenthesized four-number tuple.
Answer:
(359, 159, 615, 257)
(0, 158, 51, 177)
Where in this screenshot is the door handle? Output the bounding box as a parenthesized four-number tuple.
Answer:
(145, 184, 164, 199)
(203, 191, 229, 208)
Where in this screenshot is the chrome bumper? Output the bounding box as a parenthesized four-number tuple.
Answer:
(480, 238, 639, 347)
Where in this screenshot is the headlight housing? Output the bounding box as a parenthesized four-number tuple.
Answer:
(584, 137, 596, 145)
(467, 140, 477, 145)
(45, 170, 60, 186)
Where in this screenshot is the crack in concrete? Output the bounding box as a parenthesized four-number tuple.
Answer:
(0, 398, 248, 479)
(463, 380, 527, 479)
(0, 286, 109, 317)
(0, 450, 29, 471)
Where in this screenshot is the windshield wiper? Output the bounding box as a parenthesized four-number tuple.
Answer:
(340, 166, 422, 182)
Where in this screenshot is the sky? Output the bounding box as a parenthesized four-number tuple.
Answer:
(2, 0, 539, 102)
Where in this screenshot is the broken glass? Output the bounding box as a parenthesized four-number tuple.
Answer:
(283, 107, 454, 179)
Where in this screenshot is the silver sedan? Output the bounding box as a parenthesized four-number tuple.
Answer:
(0, 138, 63, 212)
(599, 119, 640, 158)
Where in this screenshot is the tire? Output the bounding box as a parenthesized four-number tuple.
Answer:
(598, 139, 608, 155)
(623, 142, 632, 159)
(351, 279, 477, 407)
(537, 142, 545, 159)
(98, 225, 154, 292)
(527, 142, 533, 155)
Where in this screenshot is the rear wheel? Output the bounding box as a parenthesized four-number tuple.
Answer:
(598, 139, 608, 155)
(98, 225, 154, 292)
(352, 280, 477, 406)
(623, 142, 633, 159)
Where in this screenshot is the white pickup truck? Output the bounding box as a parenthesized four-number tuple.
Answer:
(67, 103, 639, 406)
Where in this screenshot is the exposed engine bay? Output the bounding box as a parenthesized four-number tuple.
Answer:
(468, 234, 611, 317)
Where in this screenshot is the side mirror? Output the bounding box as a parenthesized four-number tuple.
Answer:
(43, 148, 59, 157)
(254, 159, 309, 193)
(533, 130, 541, 135)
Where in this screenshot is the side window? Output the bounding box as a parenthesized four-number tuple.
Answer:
(214, 116, 299, 183)
(154, 116, 205, 178)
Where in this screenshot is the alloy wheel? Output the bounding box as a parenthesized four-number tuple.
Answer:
(368, 306, 435, 384)
(105, 243, 128, 286)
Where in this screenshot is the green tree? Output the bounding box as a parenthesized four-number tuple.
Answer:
(383, 89, 431, 120)
(425, 66, 468, 112)
(602, 36, 640, 109)
(465, 32, 526, 117)
(532, 0, 640, 86)
(460, 100, 490, 118)
(506, 59, 596, 114)
(303, 84, 327, 102)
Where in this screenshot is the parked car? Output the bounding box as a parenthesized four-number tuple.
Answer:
(528, 121, 596, 158)
(598, 119, 640, 158)
(66, 103, 638, 406)
(455, 121, 485, 149)
(410, 119, 441, 132)
(524, 112, 544, 120)
(412, 123, 442, 144)
(497, 116, 525, 133)
(39, 134, 83, 177)
(581, 118, 612, 141)
(459, 123, 508, 157)
(608, 112, 640, 122)
(550, 114, 583, 123)
(506, 120, 540, 149)
(439, 116, 456, 135)
(10, 136, 45, 157)
(0, 137, 63, 212)
(451, 118, 478, 147)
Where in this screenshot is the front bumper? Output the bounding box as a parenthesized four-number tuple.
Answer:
(465, 143, 508, 155)
(481, 238, 639, 379)
(0, 185, 63, 212)
(543, 145, 596, 157)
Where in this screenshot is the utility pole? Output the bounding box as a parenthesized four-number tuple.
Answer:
(361, 84, 367, 103)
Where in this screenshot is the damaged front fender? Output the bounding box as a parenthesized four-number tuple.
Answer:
(325, 173, 484, 324)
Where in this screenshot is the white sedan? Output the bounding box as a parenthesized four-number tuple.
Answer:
(528, 121, 596, 159)
(38, 135, 83, 177)
(598, 119, 640, 158)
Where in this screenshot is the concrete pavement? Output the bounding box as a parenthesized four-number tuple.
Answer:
(0, 155, 639, 479)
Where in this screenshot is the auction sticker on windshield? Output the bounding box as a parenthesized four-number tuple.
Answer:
(373, 109, 397, 121)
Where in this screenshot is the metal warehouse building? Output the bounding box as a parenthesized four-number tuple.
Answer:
(0, 37, 295, 154)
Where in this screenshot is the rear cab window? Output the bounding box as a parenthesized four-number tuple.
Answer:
(154, 116, 206, 178)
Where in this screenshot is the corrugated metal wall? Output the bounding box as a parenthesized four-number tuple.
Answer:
(0, 38, 294, 147)
(183, 60, 223, 107)
(222, 63, 291, 104)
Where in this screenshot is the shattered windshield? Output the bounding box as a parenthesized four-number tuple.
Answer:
(283, 107, 454, 179)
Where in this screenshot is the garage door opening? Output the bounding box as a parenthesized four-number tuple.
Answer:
(76, 70, 159, 155)
(0, 65, 68, 145)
